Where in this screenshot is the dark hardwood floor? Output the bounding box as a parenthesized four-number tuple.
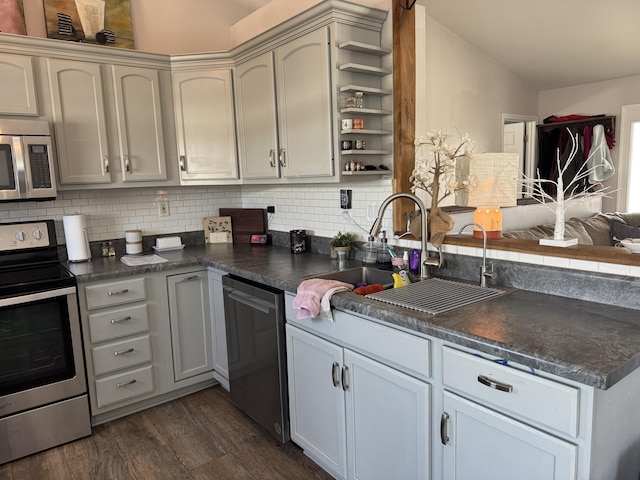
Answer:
(0, 386, 333, 480)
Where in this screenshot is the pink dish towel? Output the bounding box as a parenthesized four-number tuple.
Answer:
(293, 279, 354, 321)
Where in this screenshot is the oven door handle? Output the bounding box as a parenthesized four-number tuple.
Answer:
(0, 286, 76, 307)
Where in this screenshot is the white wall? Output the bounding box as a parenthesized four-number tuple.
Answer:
(415, 7, 538, 153)
(538, 74, 640, 212)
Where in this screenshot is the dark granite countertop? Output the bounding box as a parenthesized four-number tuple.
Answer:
(66, 244, 640, 390)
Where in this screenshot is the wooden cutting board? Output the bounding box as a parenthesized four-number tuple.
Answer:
(219, 208, 266, 244)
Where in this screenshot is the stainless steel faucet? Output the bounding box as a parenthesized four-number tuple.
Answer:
(369, 192, 441, 279)
(457, 222, 494, 287)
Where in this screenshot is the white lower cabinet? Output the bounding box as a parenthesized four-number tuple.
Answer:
(167, 270, 213, 382)
(286, 323, 430, 480)
(78, 268, 216, 424)
(441, 347, 577, 480)
(442, 392, 576, 480)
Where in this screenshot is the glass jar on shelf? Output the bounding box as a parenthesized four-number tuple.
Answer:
(355, 91, 364, 108)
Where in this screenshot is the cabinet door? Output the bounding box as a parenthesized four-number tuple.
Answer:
(275, 27, 334, 179)
(167, 271, 213, 382)
(110, 65, 167, 182)
(442, 391, 577, 480)
(173, 69, 239, 182)
(208, 268, 228, 389)
(235, 52, 280, 180)
(286, 325, 347, 480)
(46, 58, 111, 184)
(345, 349, 430, 480)
(0, 53, 38, 115)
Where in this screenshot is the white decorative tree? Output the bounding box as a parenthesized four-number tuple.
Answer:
(522, 128, 610, 247)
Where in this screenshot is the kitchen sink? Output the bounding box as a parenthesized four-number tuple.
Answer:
(310, 266, 395, 288)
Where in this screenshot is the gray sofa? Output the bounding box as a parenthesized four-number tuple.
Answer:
(502, 212, 640, 246)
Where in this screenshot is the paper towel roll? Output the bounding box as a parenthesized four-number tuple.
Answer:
(125, 229, 142, 255)
(63, 214, 91, 262)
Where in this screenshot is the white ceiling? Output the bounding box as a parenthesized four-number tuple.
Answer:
(420, 0, 640, 90)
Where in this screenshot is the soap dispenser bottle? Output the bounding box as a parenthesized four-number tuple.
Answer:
(362, 235, 379, 264)
(376, 231, 392, 266)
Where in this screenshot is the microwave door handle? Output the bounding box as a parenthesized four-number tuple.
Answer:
(13, 137, 28, 198)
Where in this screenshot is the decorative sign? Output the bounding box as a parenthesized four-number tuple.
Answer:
(204, 216, 233, 244)
(43, 0, 134, 49)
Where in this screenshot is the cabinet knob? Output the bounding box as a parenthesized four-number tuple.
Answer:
(124, 154, 131, 173)
(108, 289, 129, 296)
(331, 362, 340, 387)
(113, 347, 134, 356)
(477, 374, 513, 393)
(341, 365, 349, 391)
(111, 316, 132, 324)
(103, 156, 110, 173)
(269, 149, 276, 168)
(180, 155, 186, 171)
(278, 148, 286, 167)
(440, 412, 450, 445)
(116, 379, 137, 388)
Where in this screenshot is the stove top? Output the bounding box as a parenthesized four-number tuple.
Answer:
(0, 220, 75, 299)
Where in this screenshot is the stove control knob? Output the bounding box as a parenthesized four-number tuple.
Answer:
(33, 229, 43, 240)
(16, 231, 27, 242)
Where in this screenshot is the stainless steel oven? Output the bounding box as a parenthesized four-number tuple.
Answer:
(0, 220, 90, 465)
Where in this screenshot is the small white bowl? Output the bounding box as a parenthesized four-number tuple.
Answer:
(620, 238, 640, 253)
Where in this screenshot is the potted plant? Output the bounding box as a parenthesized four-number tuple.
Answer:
(329, 231, 357, 258)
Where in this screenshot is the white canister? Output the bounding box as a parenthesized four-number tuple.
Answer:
(125, 229, 142, 255)
(341, 118, 353, 130)
(63, 214, 91, 262)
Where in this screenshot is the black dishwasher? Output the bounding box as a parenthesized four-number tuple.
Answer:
(222, 274, 289, 443)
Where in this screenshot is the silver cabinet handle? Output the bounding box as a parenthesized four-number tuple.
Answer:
(269, 149, 276, 168)
(341, 365, 349, 391)
(113, 348, 134, 356)
(179, 275, 199, 282)
(103, 156, 110, 173)
(179, 155, 186, 171)
(278, 148, 286, 167)
(116, 379, 137, 388)
(332, 362, 340, 387)
(108, 289, 129, 296)
(440, 412, 450, 445)
(124, 154, 131, 173)
(478, 374, 513, 393)
(111, 316, 131, 324)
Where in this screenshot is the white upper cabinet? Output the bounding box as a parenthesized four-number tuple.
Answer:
(46, 58, 112, 185)
(0, 53, 38, 116)
(109, 65, 167, 182)
(235, 52, 280, 180)
(235, 27, 335, 183)
(46, 59, 171, 186)
(173, 68, 240, 183)
(275, 27, 334, 179)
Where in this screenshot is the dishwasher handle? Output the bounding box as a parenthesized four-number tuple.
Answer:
(225, 287, 273, 314)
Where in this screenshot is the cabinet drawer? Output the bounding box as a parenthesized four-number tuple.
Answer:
(285, 293, 430, 380)
(442, 347, 580, 438)
(91, 335, 152, 376)
(88, 304, 150, 343)
(85, 277, 146, 310)
(95, 365, 154, 408)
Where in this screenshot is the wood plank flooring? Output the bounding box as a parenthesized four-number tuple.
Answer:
(0, 386, 333, 480)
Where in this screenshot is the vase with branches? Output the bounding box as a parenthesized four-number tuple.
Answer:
(411, 130, 476, 246)
(522, 127, 610, 246)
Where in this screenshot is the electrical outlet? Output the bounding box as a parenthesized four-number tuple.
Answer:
(367, 203, 378, 221)
(267, 205, 275, 213)
(340, 189, 352, 209)
(158, 200, 169, 217)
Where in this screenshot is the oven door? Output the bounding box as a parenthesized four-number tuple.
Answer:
(0, 286, 87, 418)
(0, 135, 22, 201)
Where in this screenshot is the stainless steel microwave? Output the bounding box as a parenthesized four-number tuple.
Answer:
(0, 119, 57, 201)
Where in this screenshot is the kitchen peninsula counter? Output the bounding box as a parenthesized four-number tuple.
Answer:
(67, 243, 640, 390)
